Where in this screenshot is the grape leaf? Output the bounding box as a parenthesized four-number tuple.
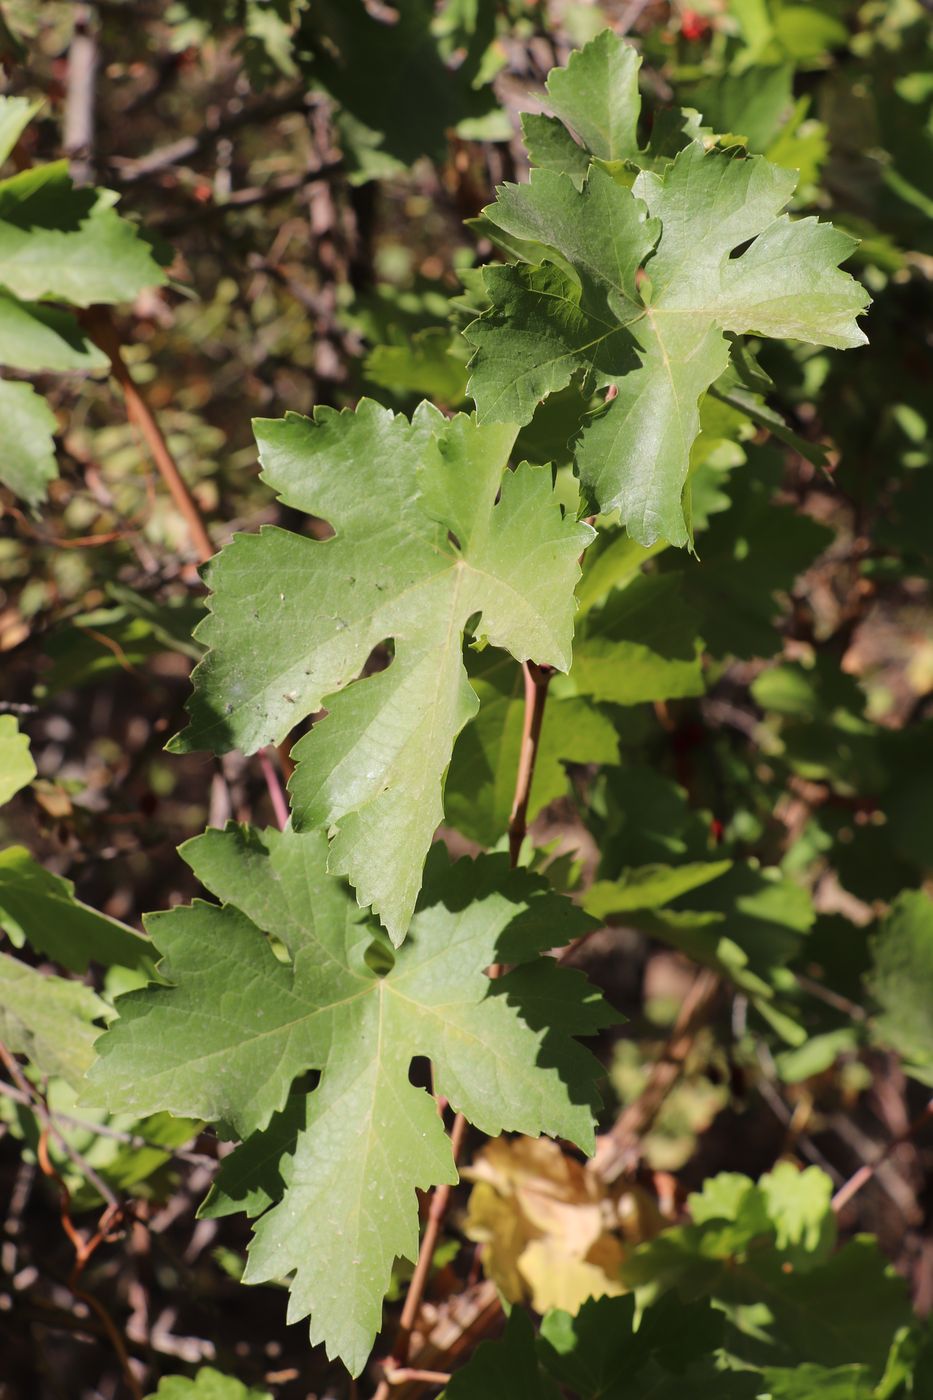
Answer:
(758, 1365, 873, 1399)
(443, 1295, 759, 1399)
(0, 714, 36, 805)
(0, 846, 153, 973)
(0, 161, 166, 306)
(560, 571, 705, 704)
(170, 401, 592, 942)
(0, 951, 105, 1088)
(584, 861, 732, 918)
(443, 1309, 562, 1400)
(0, 379, 58, 505)
(622, 1170, 908, 1379)
(669, 445, 833, 660)
(0, 100, 166, 503)
(88, 823, 611, 1373)
(867, 891, 933, 1083)
(538, 1294, 760, 1399)
(0, 292, 106, 373)
(445, 649, 619, 846)
(466, 34, 869, 546)
(525, 27, 642, 172)
(146, 1370, 271, 1400)
(0, 96, 38, 166)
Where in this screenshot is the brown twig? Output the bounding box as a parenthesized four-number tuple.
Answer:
(156, 161, 345, 236)
(111, 90, 318, 183)
(591, 968, 722, 1183)
(507, 661, 553, 866)
(832, 1096, 933, 1216)
(259, 746, 290, 831)
(36, 1129, 143, 1400)
(0, 1043, 119, 1209)
(64, 2, 98, 185)
(382, 1368, 452, 1387)
(0, 1044, 143, 1399)
(80, 307, 214, 567)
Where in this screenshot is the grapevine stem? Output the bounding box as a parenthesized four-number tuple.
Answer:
(507, 661, 553, 867)
(258, 747, 290, 830)
(81, 307, 215, 567)
(591, 968, 721, 1183)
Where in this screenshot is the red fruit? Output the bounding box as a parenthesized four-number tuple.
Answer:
(681, 9, 710, 41)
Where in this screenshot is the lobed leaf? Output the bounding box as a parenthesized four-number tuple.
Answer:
(88, 824, 611, 1373)
(466, 30, 870, 548)
(171, 401, 592, 941)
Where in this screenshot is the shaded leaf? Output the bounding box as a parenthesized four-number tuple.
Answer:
(0, 846, 152, 973)
(0, 951, 105, 1088)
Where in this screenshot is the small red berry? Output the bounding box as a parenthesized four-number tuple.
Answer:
(681, 9, 711, 41)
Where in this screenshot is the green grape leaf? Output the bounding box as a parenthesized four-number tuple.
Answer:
(0, 715, 36, 805)
(443, 1308, 562, 1400)
(0, 379, 58, 505)
(170, 401, 592, 942)
(0, 99, 166, 503)
(585, 860, 732, 918)
(620, 864, 815, 1042)
(671, 446, 834, 660)
(0, 951, 105, 1088)
(687, 65, 795, 152)
(365, 327, 468, 406)
(443, 1295, 760, 1399)
(561, 571, 705, 704)
(0, 161, 167, 306)
(538, 1294, 760, 1399)
(0, 292, 107, 372)
(145, 1369, 271, 1400)
(623, 1171, 908, 1379)
(88, 824, 611, 1373)
(466, 35, 869, 546)
(539, 27, 641, 166)
(867, 891, 933, 1082)
(0, 96, 39, 166)
(0, 846, 153, 973)
(445, 649, 619, 846)
(758, 1365, 873, 1399)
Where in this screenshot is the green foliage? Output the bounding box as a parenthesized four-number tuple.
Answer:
(3, 10, 932, 1397)
(0, 714, 35, 804)
(146, 1369, 271, 1399)
(868, 892, 933, 1083)
(171, 402, 590, 941)
(465, 30, 869, 547)
(0, 96, 166, 503)
(0, 950, 105, 1088)
(88, 824, 608, 1372)
(0, 847, 152, 972)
